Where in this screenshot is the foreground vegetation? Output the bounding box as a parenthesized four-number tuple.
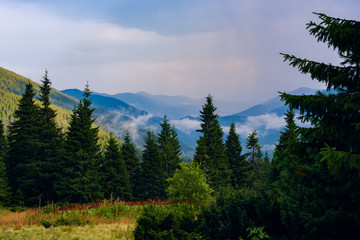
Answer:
(0, 200, 174, 239)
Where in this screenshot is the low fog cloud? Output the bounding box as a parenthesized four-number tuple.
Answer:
(96, 111, 157, 145)
(172, 113, 285, 139)
(170, 118, 201, 134)
(224, 114, 285, 138)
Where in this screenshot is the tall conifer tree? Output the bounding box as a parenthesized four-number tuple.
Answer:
(7, 83, 41, 206)
(56, 83, 103, 203)
(270, 109, 301, 195)
(37, 70, 63, 203)
(278, 13, 360, 238)
(194, 95, 230, 191)
(121, 131, 142, 200)
(157, 115, 182, 181)
(140, 130, 166, 200)
(102, 134, 131, 200)
(225, 122, 246, 189)
(244, 130, 266, 187)
(0, 119, 10, 206)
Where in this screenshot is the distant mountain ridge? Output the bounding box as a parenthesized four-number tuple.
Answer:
(95, 91, 204, 119)
(0, 67, 111, 148)
(232, 87, 319, 117)
(62, 89, 147, 117)
(63, 86, 326, 157)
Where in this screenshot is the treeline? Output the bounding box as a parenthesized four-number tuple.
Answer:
(0, 67, 269, 207)
(0, 71, 175, 206)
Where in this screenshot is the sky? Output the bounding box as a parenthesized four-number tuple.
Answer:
(0, 0, 359, 113)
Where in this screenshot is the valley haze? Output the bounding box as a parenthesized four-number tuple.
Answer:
(62, 87, 320, 157)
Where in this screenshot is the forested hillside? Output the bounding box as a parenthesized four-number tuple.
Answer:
(0, 67, 110, 145)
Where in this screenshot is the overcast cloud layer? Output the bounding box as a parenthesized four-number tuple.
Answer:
(0, 0, 359, 113)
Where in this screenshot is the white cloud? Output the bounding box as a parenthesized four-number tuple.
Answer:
(96, 111, 157, 145)
(247, 114, 286, 130)
(170, 118, 201, 134)
(235, 113, 285, 138)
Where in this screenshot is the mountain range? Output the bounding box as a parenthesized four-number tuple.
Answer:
(62, 86, 322, 157)
(0, 66, 324, 158)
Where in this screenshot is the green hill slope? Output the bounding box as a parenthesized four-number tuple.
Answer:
(0, 67, 110, 147)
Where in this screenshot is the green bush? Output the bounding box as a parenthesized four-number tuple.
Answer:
(197, 188, 283, 240)
(167, 162, 213, 205)
(134, 204, 203, 240)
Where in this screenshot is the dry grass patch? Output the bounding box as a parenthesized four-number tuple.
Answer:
(0, 208, 35, 226)
(0, 223, 135, 240)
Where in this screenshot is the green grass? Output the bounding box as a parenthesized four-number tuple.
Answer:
(0, 224, 134, 240)
(0, 200, 174, 239)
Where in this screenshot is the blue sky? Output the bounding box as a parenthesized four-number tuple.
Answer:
(0, 0, 359, 113)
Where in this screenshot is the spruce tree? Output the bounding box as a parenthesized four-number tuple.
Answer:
(37, 70, 63, 203)
(275, 109, 298, 152)
(121, 131, 142, 200)
(194, 95, 230, 191)
(157, 115, 182, 181)
(7, 82, 41, 206)
(270, 109, 300, 188)
(102, 134, 131, 200)
(56, 83, 103, 203)
(225, 122, 246, 189)
(140, 130, 166, 200)
(244, 130, 265, 187)
(0, 119, 10, 206)
(278, 13, 360, 239)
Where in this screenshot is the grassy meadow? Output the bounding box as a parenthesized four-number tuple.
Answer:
(0, 200, 171, 240)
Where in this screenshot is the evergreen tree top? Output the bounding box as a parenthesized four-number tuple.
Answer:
(83, 82, 92, 100)
(226, 122, 242, 155)
(40, 69, 51, 109)
(159, 115, 171, 137)
(197, 94, 220, 134)
(246, 130, 259, 150)
(307, 13, 360, 62)
(281, 13, 360, 152)
(123, 131, 132, 144)
(281, 13, 360, 92)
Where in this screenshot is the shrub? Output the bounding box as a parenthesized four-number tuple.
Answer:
(134, 204, 203, 240)
(197, 188, 283, 240)
(166, 162, 213, 205)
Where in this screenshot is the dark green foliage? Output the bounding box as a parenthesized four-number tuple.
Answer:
(270, 109, 301, 191)
(244, 130, 267, 187)
(276, 13, 360, 239)
(0, 119, 10, 206)
(7, 82, 42, 206)
(56, 84, 103, 203)
(134, 204, 201, 240)
(37, 70, 63, 203)
(158, 115, 182, 181)
(275, 109, 297, 152)
(121, 131, 142, 200)
(197, 188, 283, 240)
(225, 122, 247, 189)
(102, 134, 132, 200)
(194, 95, 230, 191)
(140, 130, 166, 200)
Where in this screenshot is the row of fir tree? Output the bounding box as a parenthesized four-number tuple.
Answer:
(0, 70, 269, 207)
